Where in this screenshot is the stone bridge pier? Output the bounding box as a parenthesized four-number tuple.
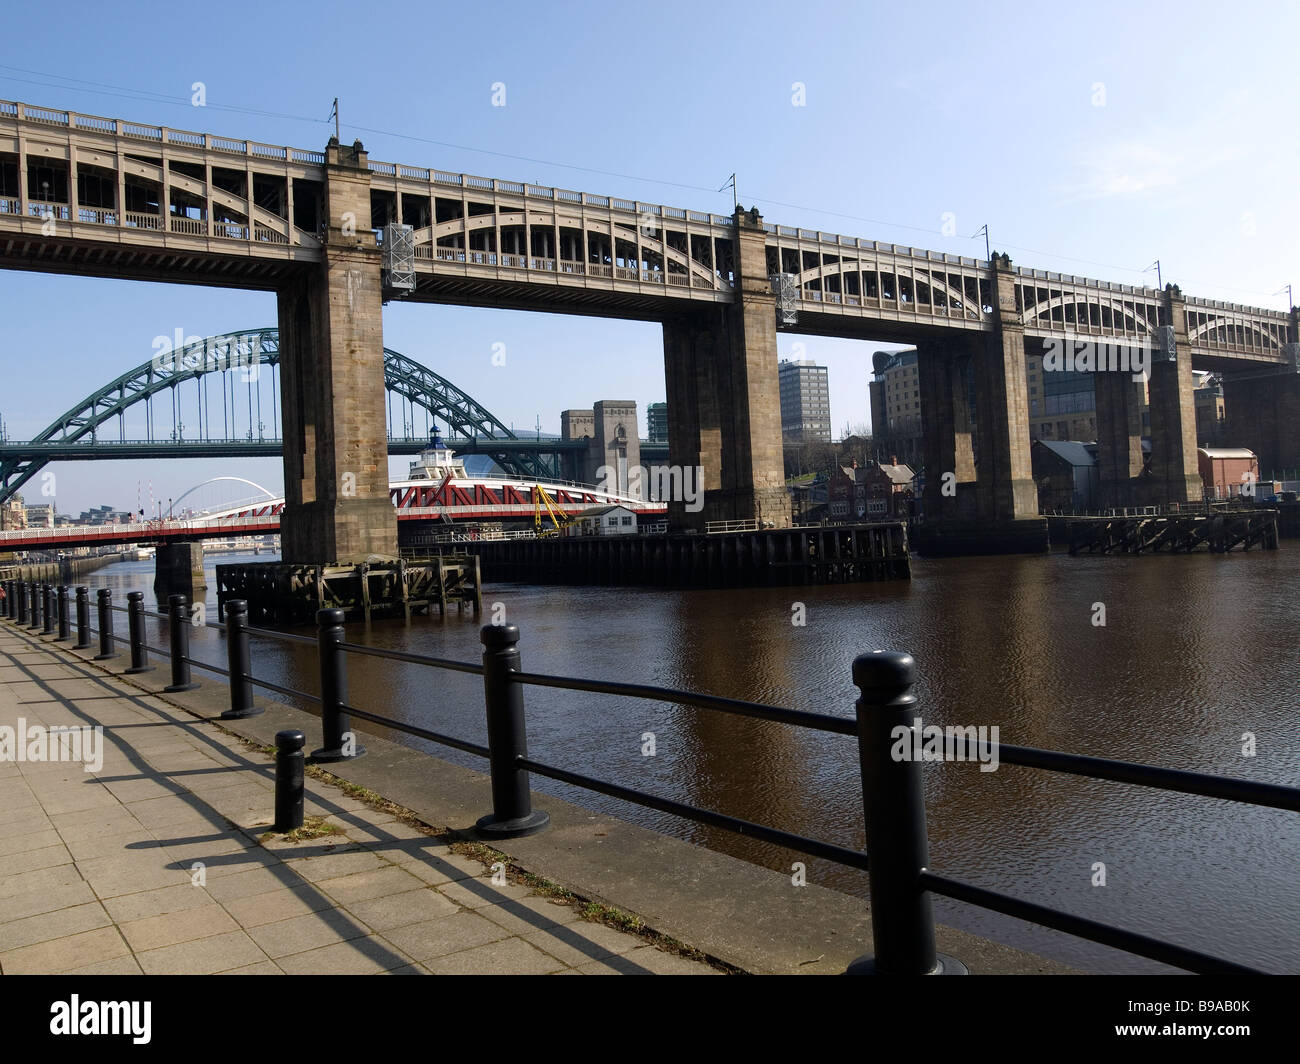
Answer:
(1221, 309, 1300, 480)
(914, 256, 1046, 554)
(1092, 286, 1204, 509)
(153, 542, 206, 602)
(661, 208, 791, 531)
(276, 139, 397, 564)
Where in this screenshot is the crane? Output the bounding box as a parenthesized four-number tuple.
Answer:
(533, 485, 573, 536)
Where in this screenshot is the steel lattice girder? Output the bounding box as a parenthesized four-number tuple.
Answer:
(0, 329, 551, 504)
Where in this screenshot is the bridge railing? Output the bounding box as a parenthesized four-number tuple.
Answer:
(0, 514, 279, 544)
(9, 584, 1297, 975)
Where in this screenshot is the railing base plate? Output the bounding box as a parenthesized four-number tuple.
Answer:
(220, 706, 265, 720)
(310, 745, 366, 763)
(844, 952, 969, 975)
(475, 810, 550, 839)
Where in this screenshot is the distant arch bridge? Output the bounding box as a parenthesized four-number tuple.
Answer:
(0, 328, 592, 505)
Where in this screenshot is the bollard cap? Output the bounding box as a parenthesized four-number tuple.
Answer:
(316, 607, 345, 627)
(76, 586, 88, 595)
(274, 729, 306, 752)
(127, 590, 143, 601)
(97, 587, 112, 599)
(852, 650, 916, 694)
(168, 593, 187, 607)
(225, 598, 248, 615)
(481, 623, 520, 649)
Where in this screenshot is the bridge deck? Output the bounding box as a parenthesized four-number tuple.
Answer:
(2, 99, 1290, 361)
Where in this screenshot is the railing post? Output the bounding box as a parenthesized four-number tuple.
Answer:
(42, 584, 55, 634)
(124, 590, 153, 673)
(74, 587, 91, 649)
(95, 588, 117, 660)
(847, 651, 965, 975)
(220, 599, 259, 718)
(273, 729, 306, 832)
(476, 624, 549, 838)
(56, 586, 70, 641)
(311, 607, 363, 761)
(29, 582, 43, 631)
(164, 594, 199, 691)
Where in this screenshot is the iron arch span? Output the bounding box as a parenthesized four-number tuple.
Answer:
(0, 328, 544, 505)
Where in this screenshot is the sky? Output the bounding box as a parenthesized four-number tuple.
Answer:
(1, 0, 1296, 515)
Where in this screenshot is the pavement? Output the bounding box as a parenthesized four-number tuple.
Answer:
(0, 621, 719, 975)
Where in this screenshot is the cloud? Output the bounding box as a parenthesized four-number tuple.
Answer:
(1055, 140, 1183, 204)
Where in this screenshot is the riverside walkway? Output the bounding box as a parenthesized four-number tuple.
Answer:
(0, 604, 1077, 976)
(0, 623, 717, 975)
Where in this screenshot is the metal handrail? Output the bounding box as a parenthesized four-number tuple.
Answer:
(509, 668, 854, 735)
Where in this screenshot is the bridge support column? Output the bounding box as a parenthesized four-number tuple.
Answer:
(662, 312, 723, 529)
(660, 207, 790, 531)
(1094, 370, 1146, 508)
(1221, 312, 1300, 480)
(1146, 287, 1204, 506)
(154, 542, 206, 601)
(914, 255, 1045, 555)
(917, 336, 978, 522)
(973, 258, 1040, 525)
(277, 139, 397, 564)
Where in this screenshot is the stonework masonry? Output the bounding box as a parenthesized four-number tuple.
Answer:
(661, 208, 791, 530)
(1146, 288, 1204, 505)
(277, 140, 397, 564)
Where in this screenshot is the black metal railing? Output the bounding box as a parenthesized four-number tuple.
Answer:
(6, 579, 1298, 975)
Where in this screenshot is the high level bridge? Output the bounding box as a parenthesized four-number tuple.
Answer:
(2, 99, 1296, 558)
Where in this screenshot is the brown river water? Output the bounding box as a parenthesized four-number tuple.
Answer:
(88, 548, 1300, 973)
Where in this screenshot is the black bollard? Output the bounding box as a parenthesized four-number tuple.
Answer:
(163, 594, 199, 692)
(29, 582, 43, 631)
(95, 588, 117, 661)
(124, 591, 153, 674)
(17, 580, 28, 625)
(273, 729, 306, 833)
(57, 586, 70, 641)
(42, 584, 55, 635)
(845, 651, 966, 976)
(311, 608, 363, 761)
(220, 599, 260, 718)
(475, 624, 549, 838)
(2, 580, 10, 619)
(74, 587, 91, 649)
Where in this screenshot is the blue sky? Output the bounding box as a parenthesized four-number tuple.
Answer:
(2, 0, 1296, 514)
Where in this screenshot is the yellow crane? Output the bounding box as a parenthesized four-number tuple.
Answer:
(533, 485, 573, 536)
